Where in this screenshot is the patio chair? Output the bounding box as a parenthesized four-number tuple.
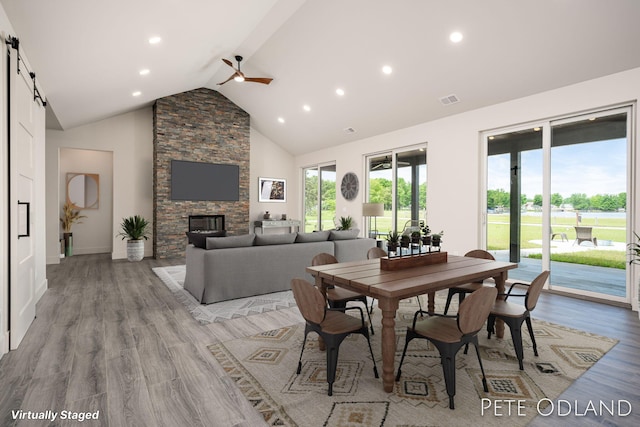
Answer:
(550, 227, 568, 242)
(396, 286, 497, 410)
(573, 226, 597, 246)
(291, 278, 379, 396)
(311, 253, 374, 334)
(487, 270, 550, 370)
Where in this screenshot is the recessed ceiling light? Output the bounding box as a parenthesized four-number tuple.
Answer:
(148, 36, 162, 44)
(534, 127, 541, 131)
(303, 104, 311, 112)
(132, 91, 142, 97)
(336, 88, 345, 96)
(450, 32, 463, 43)
(489, 136, 495, 140)
(382, 65, 393, 75)
(139, 69, 150, 76)
(277, 117, 285, 124)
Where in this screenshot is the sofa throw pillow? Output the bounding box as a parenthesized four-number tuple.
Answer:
(254, 233, 298, 246)
(329, 229, 360, 240)
(295, 230, 330, 243)
(186, 231, 227, 248)
(206, 234, 255, 249)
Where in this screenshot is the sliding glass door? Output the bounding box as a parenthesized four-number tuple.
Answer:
(549, 112, 628, 298)
(487, 127, 543, 282)
(303, 163, 336, 232)
(367, 146, 426, 236)
(484, 107, 631, 303)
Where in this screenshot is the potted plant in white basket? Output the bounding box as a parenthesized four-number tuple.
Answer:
(117, 215, 150, 262)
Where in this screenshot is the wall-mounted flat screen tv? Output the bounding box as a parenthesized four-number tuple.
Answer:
(171, 160, 239, 201)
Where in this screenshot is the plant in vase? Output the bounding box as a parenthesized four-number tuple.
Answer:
(117, 215, 150, 262)
(386, 231, 400, 254)
(337, 216, 354, 230)
(431, 231, 444, 248)
(60, 201, 87, 257)
(421, 225, 432, 246)
(400, 234, 410, 249)
(411, 231, 421, 244)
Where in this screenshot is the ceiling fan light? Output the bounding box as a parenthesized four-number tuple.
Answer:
(234, 75, 245, 82)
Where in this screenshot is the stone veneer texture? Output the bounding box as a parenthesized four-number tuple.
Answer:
(153, 88, 250, 258)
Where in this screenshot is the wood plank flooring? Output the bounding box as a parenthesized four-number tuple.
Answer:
(0, 253, 638, 426)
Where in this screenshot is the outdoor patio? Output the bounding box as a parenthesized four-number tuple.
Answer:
(493, 239, 627, 298)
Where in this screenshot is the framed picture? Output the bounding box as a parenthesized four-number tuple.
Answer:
(259, 177, 286, 202)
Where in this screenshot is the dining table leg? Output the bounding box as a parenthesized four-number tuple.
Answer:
(493, 272, 507, 339)
(377, 297, 400, 393)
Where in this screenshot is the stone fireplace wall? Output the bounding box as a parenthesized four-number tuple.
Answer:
(153, 88, 250, 258)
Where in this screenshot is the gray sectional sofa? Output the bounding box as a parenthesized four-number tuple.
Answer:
(184, 230, 376, 304)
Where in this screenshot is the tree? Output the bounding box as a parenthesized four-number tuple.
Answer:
(487, 189, 510, 209)
(551, 193, 564, 207)
(533, 194, 542, 207)
(567, 193, 590, 210)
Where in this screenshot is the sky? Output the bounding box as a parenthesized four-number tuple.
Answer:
(488, 138, 627, 199)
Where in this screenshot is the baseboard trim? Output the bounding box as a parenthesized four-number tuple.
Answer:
(36, 278, 47, 302)
(0, 330, 8, 359)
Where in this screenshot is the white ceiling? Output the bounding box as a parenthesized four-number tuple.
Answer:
(3, 0, 640, 156)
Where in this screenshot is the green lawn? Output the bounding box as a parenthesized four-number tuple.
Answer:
(488, 214, 626, 269)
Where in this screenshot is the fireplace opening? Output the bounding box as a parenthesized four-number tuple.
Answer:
(188, 215, 225, 232)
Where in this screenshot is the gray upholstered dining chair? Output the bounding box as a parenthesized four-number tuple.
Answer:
(443, 249, 495, 315)
(311, 253, 374, 334)
(487, 270, 550, 370)
(396, 286, 497, 409)
(291, 278, 378, 396)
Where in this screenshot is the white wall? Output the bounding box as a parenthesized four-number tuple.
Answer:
(249, 126, 297, 232)
(59, 148, 113, 256)
(46, 108, 154, 262)
(295, 67, 640, 312)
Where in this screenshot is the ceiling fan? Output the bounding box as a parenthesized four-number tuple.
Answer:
(371, 156, 410, 170)
(217, 55, 273, 86)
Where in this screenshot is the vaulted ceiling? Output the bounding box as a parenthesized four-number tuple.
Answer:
(3, 0, 640, 155)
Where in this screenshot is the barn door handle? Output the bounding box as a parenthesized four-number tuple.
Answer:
(18, 201, 30, 238)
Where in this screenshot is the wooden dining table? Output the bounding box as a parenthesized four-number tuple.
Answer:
(306, 254, 518, 392)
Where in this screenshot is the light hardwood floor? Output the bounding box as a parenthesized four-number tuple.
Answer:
(0, 254, 638, 426)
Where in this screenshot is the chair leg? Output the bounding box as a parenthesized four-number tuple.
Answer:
(395, 331, 415, 381)
(469, 337, 489, 393)
(323, 333, 351, 396)
(361, 297, 375, 335)
(363, 331, 379, 379)
(443, 289, 454, 315)
(439, 348, 458, 410)
(505, 318, 525, 370)
(525, 316, 538, 357)
(297, 327, 310, 374)
(487, 315, 496, 339)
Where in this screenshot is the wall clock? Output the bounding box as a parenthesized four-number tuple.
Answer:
(340, 172, 359, 200)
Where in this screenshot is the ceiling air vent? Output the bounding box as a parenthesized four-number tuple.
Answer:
(343, 127, 356, 134)
(439, 94, 460, 105)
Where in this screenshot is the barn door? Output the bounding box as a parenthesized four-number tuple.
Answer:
(8, 41, 36, 349)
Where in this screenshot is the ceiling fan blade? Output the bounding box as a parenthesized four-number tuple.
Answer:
(243, 77, 273, 85)
(371, 163, 383, 170)
(217, 73, 237, 86)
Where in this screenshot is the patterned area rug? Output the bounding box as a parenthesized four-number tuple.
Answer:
(152, 265, 297, 324)
(208, 296, 618, 426)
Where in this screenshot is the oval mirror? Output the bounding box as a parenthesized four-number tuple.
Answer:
(67, 173, 99, 209)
